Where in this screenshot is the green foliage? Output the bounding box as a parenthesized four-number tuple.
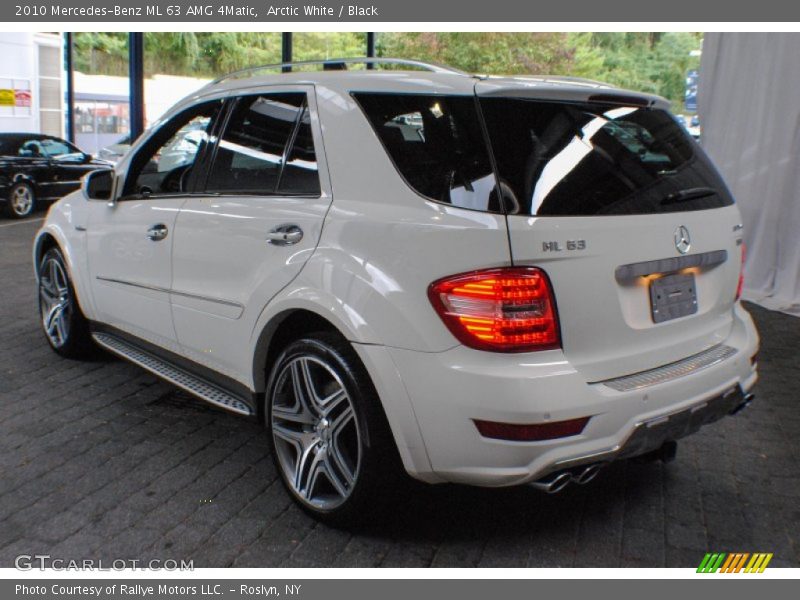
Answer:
(73, 32, 701, 109)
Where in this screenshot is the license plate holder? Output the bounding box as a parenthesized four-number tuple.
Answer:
(649, 272, 698, 323)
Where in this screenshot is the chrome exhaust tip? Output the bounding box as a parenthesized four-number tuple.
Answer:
(574, 463, 602, 485)
(530, 471, 573, 494)
(730, 393, 754, 416)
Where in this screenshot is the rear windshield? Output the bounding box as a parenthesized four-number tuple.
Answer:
(479, 98, 734, 216)
(354, 93, 734, 216)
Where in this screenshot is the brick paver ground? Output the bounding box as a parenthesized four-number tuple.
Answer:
(1, 215, 798, 568)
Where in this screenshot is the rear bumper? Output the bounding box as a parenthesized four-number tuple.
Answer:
(388, 302, 759, 486)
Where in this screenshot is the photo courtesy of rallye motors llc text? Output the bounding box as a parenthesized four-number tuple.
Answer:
(15, 584, 301, 596)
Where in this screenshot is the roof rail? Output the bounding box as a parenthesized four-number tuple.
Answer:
(211, 57, 469, 84)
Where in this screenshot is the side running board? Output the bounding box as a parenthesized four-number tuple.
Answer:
(92, 332, 253, 416)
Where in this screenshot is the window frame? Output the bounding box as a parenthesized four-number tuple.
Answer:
(196, 88, 323, 199)
(119, 98, 225, 202)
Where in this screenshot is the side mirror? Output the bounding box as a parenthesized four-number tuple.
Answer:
(82, 169, 115, 202)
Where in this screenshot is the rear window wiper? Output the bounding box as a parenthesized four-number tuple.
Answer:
(662, 186, 718, 205)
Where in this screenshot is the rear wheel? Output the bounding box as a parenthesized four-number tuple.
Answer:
(38, 247, 94, 358)
(5, 182, 35, 218)
(266, 333, 401, 524)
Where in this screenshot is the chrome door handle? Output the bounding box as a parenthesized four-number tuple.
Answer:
(147, 223, 168, 241)
(267, 224, 303, 246)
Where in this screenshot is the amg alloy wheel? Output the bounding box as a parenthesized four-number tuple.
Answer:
(266, 334, 401, 523)
(38, 247, 94, 358)
(271, 354, 361, 510)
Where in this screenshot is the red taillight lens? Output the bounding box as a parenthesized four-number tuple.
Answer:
(474, 417, 589, 442)
(736, 243, 746, 301)
(428, 267, 560, 352)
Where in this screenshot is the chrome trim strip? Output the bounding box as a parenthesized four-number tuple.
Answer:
(92, 332, 252, 416)
(597, 344, 738, 392)
(95, 276, 243, 309)
(615, 250, 728, 282)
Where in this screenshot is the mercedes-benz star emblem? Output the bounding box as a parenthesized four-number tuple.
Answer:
(674, 225, 691, 254)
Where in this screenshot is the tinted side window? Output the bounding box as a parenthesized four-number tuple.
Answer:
(18, 139, 44, 157)
(353, 93, 501, 213)
(479, 98, 734, 216)
(207, 93, 319, 196)
(41, 138, 79, 159)
(124, 100, 221, 197)
(277, 105, 320, 196)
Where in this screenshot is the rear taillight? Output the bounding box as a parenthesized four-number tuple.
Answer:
(736, 243, 746, 301)
(428, 267, 560, 352)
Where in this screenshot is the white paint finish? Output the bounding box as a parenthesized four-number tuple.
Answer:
(34, 67, 762, 486)
(506, 205, 745, 381)
(85, 198, 184, 350)
(388, 301, 758, 485)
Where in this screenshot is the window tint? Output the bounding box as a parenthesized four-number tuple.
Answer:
(277, 106, 321, 196)
(207, 93, 320, 196)
(353, 93, 501, 213)
(479, 98, 734, 216)
(124, 100, 221, 197)
(18, 139, 45, 158)
(41, 138, 79, 159)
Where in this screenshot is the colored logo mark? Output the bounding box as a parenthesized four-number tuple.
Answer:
(697, 552, 773, 573)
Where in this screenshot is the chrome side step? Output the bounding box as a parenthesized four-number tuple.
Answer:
(92, 332, 253, 416)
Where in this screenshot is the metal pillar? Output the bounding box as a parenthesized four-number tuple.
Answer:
(366, 33, 376, 69)
(282, 33, 293, 72)
(128, 32, 145, 141)
(64, 33, 75, 143)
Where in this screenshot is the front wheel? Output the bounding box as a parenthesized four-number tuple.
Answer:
(266, 333, 401, 524)
(5, 182, 35, 218)
(38, 247, 94, 358)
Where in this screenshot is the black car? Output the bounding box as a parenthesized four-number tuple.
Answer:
(0, 133, 112, 218)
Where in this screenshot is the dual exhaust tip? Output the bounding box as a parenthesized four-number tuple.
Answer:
(530, 463, 603, 494)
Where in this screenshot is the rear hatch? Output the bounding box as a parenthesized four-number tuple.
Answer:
(476, 81, 744, 381)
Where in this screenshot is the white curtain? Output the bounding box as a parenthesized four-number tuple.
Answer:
(700, 33, 800, 315)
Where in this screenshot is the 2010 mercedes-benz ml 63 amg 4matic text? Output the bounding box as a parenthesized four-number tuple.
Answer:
(34, 58, 759, 522)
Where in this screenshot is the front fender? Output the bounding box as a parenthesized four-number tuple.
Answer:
(33, 193, 96, 320)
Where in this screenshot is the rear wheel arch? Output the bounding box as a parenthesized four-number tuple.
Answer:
(253, 309, 344, 403)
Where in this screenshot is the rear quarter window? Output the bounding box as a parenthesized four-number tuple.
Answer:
(353, 93, 502, 213)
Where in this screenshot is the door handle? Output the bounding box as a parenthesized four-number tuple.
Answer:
(147, 223, 169, 241)
(267, 224, 303, 246)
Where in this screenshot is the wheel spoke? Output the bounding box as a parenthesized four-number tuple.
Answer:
(322, 453, 349, 498)
(290, 359, 322, 417)
(272, 404, 315, 426)
(271, 421, 306, 447)
(327, 439, 355, 487)
(331, 404, 355, 434)
(295, 442, 323, 497)
(320, 388, 347, 417)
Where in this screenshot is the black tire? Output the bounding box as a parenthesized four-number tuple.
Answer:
(5, 181, 36, 219)
(265, 332, 403, 525)
(37, 247, 95, 359)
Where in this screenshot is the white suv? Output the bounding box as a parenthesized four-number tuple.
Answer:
(34, 58, 759, 522)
